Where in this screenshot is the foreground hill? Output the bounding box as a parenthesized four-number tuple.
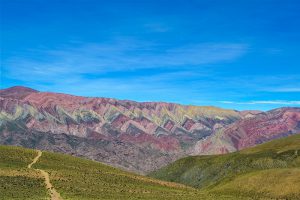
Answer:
(1, 136, 299, 200)
(1, 86, 299, 174)
(0, 145, 213, 200)
(150, 134, 300, 199)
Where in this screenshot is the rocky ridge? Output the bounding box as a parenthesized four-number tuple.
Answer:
(0, 86, 299, 174)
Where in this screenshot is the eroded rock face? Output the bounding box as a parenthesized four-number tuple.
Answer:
(193, 107, 300, 155)
(0, 86, 299, 174)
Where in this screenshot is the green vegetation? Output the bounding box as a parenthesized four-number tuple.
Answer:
(210, 168, 300, 199)
(1, 134, 299, 199)
(0, 145, 47, 200)
(150, 134, 300, 199)
(34, 151, 206, 200)
(1, 145, 221, 199)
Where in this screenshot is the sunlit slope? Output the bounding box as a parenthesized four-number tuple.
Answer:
(33, 151, 203, 200)
(0, 145, 218, 200)
(0, 145, 47, 200)
(3, 134, 299, 200)
(150, 134, 300, 199)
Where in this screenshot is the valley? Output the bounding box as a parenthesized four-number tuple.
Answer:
(0, 86, 300, 199)
(1, 134, 299, 199)
(0, 145, 211, 200)
(1, 86, 299, 174)
(150, 134, 300, 199)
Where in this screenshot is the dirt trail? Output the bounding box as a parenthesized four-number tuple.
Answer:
(29, 150, 63, 200)
(27, 150, 42, 169)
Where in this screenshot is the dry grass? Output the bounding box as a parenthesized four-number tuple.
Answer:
(211, 168, 300, 199)
(150, 134, 300, 199)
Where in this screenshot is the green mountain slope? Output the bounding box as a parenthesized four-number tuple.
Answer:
(2, 134, 299, 199)
(0, 145, 222, 200)
(149, 134, 300, 199)
(0, 146, 48, 199)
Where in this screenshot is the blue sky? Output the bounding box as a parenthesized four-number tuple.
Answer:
(1, 0, 300, 110)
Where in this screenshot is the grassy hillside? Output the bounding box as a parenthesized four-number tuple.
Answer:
(0, 145, 47, 199)
(33, 151, 204, 200)
(0, 145, 225, 200)
(150, 133, 300, 199)
(1, 134, 299, 199)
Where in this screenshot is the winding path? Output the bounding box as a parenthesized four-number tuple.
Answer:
(28, 150, 63, 200)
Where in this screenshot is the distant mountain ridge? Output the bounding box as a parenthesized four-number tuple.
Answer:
(150, 134, 300, 199)
(0, 86, 299, 174)
(193, 107, 300, 155)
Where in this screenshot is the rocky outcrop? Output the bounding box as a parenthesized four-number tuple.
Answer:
(0, 86, 299, 174)
(193, 107, 300, 155)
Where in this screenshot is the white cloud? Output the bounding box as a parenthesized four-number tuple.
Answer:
(219, 100, 300, 105)
(265, 87, 300, 92)
(3, 40, 248, 82)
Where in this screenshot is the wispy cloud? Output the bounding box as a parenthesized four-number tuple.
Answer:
(207, 75, 300, 95)
(219, 100, 300, 105)
(3, 40, 248, 82)
(264, 87, 300, 92)
(144, 23, 170, 32)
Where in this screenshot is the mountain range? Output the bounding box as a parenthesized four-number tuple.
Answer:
(0, 86, 299, 174)
(150, 134, 300, 199)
